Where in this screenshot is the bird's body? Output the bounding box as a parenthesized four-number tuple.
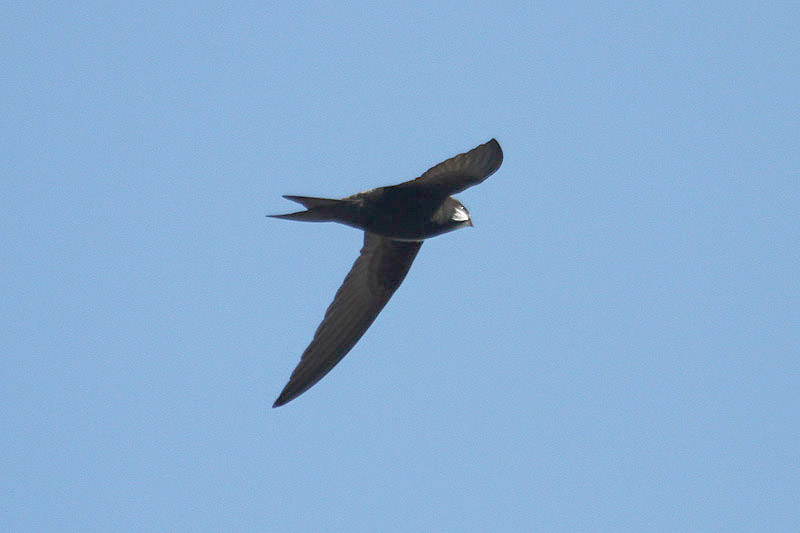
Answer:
(270, 139, 503, 407)
(274, 187, 471, 240)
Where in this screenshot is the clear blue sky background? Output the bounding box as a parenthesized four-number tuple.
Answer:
(3, 2, 798, 531)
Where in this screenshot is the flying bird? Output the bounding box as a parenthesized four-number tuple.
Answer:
(270, 139, 503, 407)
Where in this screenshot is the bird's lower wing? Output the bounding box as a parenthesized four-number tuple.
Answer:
(273, 233, 422, 407)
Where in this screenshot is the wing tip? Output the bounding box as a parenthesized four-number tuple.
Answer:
(272, 389, 294, 408)
(273, 375, 312, 408)
(486, 138, 503, 166)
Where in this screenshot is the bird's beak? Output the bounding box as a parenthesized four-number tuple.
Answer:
(467, 219, 474, 227)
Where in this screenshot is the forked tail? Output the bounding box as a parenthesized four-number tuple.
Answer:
(268, 195, 345, 222)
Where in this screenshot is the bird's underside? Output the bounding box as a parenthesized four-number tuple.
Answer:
(271, 138, 503, 407)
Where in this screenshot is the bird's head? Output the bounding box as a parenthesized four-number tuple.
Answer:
(450, 200, 473, 228)
(426, 197, 473, 238)
(438, 197, 473, 231)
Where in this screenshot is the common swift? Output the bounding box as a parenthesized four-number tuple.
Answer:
(270, 139, 503, 407)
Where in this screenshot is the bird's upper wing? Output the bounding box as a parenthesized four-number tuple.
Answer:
(273, 233, 422, 407)
(395, 138, 503, 196)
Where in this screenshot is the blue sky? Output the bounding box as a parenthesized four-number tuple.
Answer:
(3, 2, 798, 530)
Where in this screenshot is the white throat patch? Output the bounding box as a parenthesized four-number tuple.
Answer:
(451, 205, 470, 223)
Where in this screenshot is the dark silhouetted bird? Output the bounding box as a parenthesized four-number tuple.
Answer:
(270, 139, 503, 407)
